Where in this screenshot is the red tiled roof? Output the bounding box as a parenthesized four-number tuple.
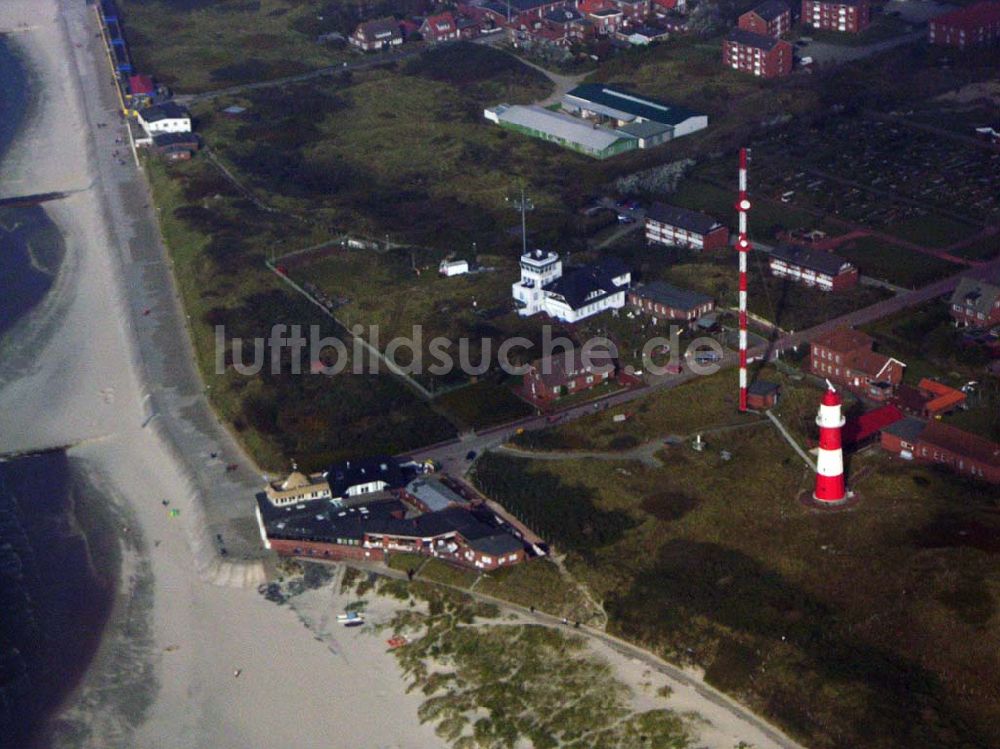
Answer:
(918, 379, 966, 414)
(842, 405, 904, 446)
(847, 349, 895, 379)
(920, 421, 1000, 467)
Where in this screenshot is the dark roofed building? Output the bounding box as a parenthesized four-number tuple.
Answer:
(540, 257, 632, 322)
(151, 132, 200, 161)
(562, 83, 708, 140)
(929, 1, 1000, 48)
(255, 493, 528, 568)
(747, 380, 781, 409)
(948, 277, 1000, 328)
(739, 0, 792, 36)
(137, 102, 191, 134)
(724, 27, 793, 77)
(768, 245, 858, 291)
(523, 345, 617, 402)
(628, 281, 715, 322)
(645, 203, 729, 251)
(882, 420, 1000, 483)
(350, 17, 403, 51)
(325, 456, 408, 498)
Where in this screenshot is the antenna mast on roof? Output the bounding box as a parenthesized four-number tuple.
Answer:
(736, 148, 752, 413)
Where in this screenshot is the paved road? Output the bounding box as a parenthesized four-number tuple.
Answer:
(408, 254, 1000, 473)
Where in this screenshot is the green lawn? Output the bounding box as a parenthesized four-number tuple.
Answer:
(887, 214, 983, 249)
(835, 237, 961, 288)
(474, 412, 1000, 749)
(120, 0, 355, 93)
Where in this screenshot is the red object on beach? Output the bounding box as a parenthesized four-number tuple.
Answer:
(129, 74, 155, 96)
(275, 265, 288, 275)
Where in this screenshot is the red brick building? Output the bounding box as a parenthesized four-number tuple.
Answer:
(810, 327, 906, 399)
(881, 420, 1000, 484)
(769, 244, 858, 291)
(628, 281, 715, 323)
(523, 346, 616, 402)
(739, 0, 792, 36)
(747, 380, 781, 410)
(646, 203, 729, 251)
(893, 378, 967, 419)
(948, 277, 1000, 328)
(723, 29, 793, 78)
(929, 1, 1000, 48)
(802, 0, 870, 32)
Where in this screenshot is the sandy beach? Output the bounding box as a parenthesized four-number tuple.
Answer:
(0, 2, 445, 746)
(0, 2, 806, 747)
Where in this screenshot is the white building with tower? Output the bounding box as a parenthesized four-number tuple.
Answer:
(512, 250, 631, 323)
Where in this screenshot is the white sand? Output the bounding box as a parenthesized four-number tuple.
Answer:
(0, 2, 444, 747)
(0, 3, 806, 748)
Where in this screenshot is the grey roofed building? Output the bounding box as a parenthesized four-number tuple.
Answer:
(563, 83, 703, 126)
(617, 120, 672, 139)
(769, 244, 853, 276)
(726, 27, 784, 50)
(406, 476, 469, 513)
(151, 132, 199, 148)
(750, 0, 791, 21)
(949, 277, 1000, 317)
(496, 105, 632, 152)
(882, 416, 926, 443)
(646, 202, 724, 235)
(138, 101, 189, 122)
(631, 281, 712, 311)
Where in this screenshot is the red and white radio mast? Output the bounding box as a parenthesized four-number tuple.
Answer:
(736, 148, 751, 413)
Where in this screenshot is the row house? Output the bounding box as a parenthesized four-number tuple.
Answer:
(948, 277, 1000, 328)
(645, 203, 729, 251)
(882, 420, 1000, 484)
(628, 281, 715, 323)
(810, 327, 905, 400)
(802, 0, 870, 32)
(929, 1, 1000, 49)
(768, 244, 858, 291)
(738, 0, 792, 36)
(893, 378, 967, 419)
(723, 29, 793, 78)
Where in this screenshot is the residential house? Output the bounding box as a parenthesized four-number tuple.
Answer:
(810, 327, 905, 399)
(511, 250, 631, 322)
(651, 0, 687, 14)
(136, 102, 191, 135)
(628, 281, 715, 323)
(948, 277, 1000, 328)
(768, 244, 858, 291)
(264, 470, 332, 508)
(645, 202, 729, 251)
(350, 18, 403, 51)
(151, 132, 200, 161)
(579, 0, 625, 33)
(522, 346, 617, 401)
(723, 29, 793, 78)
(738, 0, 792, 36)
(929, 1, 1000, 48)
(802, 0, 870, 32)
(420, 11, 460, 41)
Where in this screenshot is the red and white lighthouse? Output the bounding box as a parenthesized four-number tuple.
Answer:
(814, 383, 847, 503)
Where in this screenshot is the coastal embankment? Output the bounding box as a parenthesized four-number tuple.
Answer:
(0, 1, 447, 747)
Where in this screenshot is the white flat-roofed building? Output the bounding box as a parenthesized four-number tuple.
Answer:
(484, 104, 636, 159)
(439, 260, 470, 276)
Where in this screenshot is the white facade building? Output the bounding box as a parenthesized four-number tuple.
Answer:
(512, 250, 631, 323)
(439, 260, 470, 277)
(136, 102, 192, 135)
